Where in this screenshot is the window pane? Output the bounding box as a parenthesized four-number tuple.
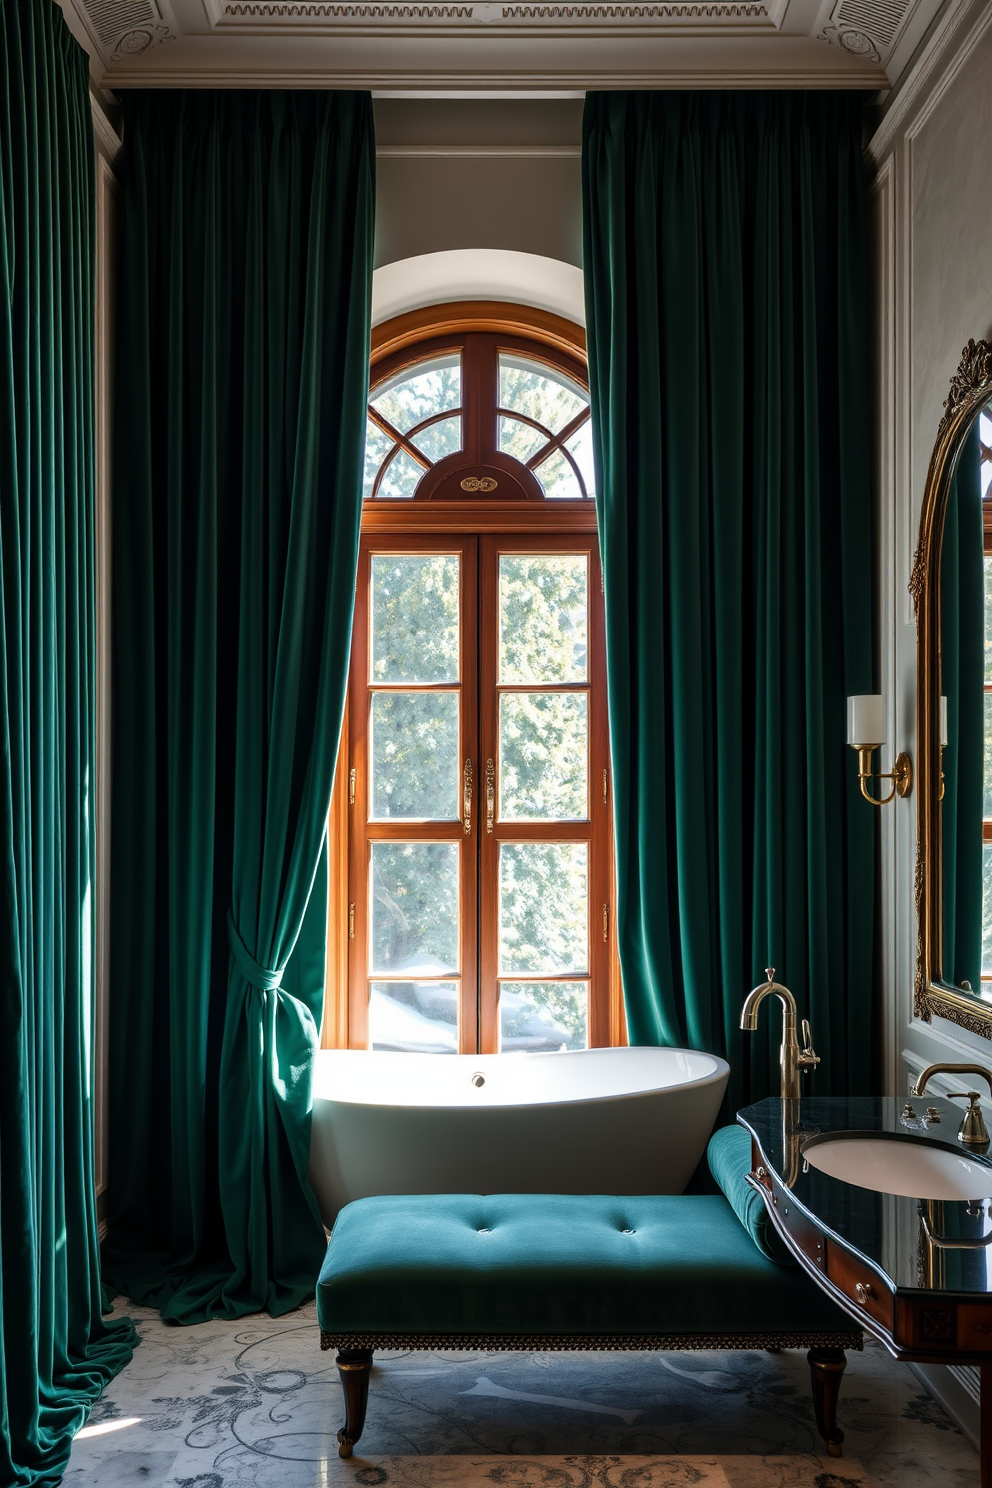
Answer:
(534, 445, 584, 500)
(376, 447, 427, 500)
(564, 419, 596, 499)
(372, 556, 459, 683)
(499, 842, 588, 975)
(499, 555, 587, 683)
(499, 982, 588, 1052)
(370, 982, 458, 1054)
(363, 419, 394, 500)
(371, 355, 461, 435)
(499, 355, 587, 434)
(371, 693, 459, 820)
(498, 414, 549, 464)
(411, 414, 461, 464)
(500, 693, 587, 820)
(370, 842, 459, 976)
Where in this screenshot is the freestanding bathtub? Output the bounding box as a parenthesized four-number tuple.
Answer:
(308, 1045, 730, 1227)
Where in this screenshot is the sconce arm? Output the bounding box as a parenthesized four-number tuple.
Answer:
(855, 746, 913, 806)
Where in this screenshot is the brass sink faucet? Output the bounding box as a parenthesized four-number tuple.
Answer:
(740, 968, 820, 1101)
(913, 1063, 992, 1146)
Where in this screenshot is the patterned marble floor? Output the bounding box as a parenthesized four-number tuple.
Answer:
(63, 1300, 979, 1488)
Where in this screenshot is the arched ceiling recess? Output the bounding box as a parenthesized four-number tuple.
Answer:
(372, 250, 585, 329)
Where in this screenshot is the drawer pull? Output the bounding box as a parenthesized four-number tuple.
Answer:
(855, 1282, 873, 1306)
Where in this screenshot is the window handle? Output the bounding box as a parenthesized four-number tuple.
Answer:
(486, 758, 495, 834)
(464, 758, 473, 836)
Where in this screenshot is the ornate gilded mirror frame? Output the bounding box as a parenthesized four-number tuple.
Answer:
(913, 339, 992, 1035)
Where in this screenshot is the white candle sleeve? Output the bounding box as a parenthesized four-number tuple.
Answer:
(847, 695, 884, 748)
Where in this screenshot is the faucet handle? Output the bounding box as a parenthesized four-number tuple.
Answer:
(799, 1017, 821, 1070)
(948, 1090, 990, 1146)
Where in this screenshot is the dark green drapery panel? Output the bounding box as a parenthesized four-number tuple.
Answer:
(583, 92, 875, 1110)
(0, 2, 136, 1482)
(107, 91, 374, 1322)
(941, 419, 985, 994)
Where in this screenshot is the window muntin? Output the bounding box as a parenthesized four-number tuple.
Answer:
(363, 340, 595, 503)
(333, 308, 617, 1058)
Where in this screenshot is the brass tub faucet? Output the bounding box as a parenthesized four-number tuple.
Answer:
(740, 968, 820, 1101)
(913, 1063, 992, 1146)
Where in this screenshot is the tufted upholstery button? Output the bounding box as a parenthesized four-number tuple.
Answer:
(621, 1228, 635, 1235)
(477, 1227, 490, 1234)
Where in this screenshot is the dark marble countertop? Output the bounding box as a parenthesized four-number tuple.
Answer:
(737, 1096, 992, 1296)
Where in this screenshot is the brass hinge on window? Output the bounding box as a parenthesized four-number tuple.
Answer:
(349, 768, 356, 806)
(603, 903, 609, 942)
(348, 903, 355, 940)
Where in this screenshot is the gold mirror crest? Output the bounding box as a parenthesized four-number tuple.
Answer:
(913, 338, 992, 1034)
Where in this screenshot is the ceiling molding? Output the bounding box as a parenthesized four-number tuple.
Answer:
(869, 0, 991, 159)
(99, 62, 890, 84)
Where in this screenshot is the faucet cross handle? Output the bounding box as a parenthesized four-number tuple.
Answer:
(799, 1017, 821, 1070)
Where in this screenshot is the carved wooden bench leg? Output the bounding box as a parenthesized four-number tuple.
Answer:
(807, 1346, 847, 1458)
(336, 1348, 373, 1458)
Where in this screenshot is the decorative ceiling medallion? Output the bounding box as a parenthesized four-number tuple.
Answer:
(110, 21, 174, 58)
(818, 20, 879, 58)
(115, 26, 153, 50)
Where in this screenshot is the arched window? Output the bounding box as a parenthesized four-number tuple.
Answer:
(324, 304, 621, 1055)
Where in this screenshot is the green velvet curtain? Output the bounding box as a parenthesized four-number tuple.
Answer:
(583, 92, 876, 1109)
(107, 91, 374, 1322)
(0, 2, 136, 1482)
(941, 419, 985, 994)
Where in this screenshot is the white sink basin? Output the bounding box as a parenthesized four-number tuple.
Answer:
(803, 1135, 992, 1200)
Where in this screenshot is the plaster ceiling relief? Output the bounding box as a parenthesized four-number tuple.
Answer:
(67, 0, 940, 87)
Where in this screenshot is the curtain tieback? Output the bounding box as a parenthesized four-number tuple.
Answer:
(227, 909, 285, 992)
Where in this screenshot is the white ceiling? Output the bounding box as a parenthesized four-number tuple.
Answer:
(62, 0, 944, 93)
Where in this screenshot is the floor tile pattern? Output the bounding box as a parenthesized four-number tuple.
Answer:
(62, 1300, 979, 1488)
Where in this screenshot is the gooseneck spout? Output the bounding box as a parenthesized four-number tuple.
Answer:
(740, 967, 820, 1101)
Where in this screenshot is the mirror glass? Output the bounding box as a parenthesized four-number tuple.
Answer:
(940, 404, 992, 1001)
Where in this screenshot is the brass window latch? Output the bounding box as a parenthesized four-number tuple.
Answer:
(486, 758, 495, 834)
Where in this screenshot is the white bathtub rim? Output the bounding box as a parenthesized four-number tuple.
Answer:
(311, 1046, 731, 1112)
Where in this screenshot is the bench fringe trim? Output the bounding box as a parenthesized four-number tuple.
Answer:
(319, 1329, 864, 1353)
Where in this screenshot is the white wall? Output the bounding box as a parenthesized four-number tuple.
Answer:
(871, 0, 992, 1100)
(373, 99, 583, 271)
(870, 0, 992, 1439)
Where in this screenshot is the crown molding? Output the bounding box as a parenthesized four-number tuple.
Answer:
(101, 62, 889, 84)
(869, 0, 991, 158)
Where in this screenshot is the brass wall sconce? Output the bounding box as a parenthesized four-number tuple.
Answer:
(847, 695, 913, 806)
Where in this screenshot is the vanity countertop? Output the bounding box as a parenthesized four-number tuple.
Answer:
(738, 1095, 992, 1297)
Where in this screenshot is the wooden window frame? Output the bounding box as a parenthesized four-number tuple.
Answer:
(322, 303, 625, 1050)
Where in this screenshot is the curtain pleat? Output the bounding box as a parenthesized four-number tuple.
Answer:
(583, 92, 876, 1109)
(107, 91, 374, 1321)
(0, 2, 136, 1481)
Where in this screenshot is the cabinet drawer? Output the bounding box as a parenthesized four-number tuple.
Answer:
(778, 1197, 827, 1273)
(827, 1244, 893, 1331)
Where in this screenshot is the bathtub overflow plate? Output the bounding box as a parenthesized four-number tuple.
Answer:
(472, 1072, 486, 1088)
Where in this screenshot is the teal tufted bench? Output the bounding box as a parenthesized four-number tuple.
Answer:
(316, 1126, 861, 1458)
